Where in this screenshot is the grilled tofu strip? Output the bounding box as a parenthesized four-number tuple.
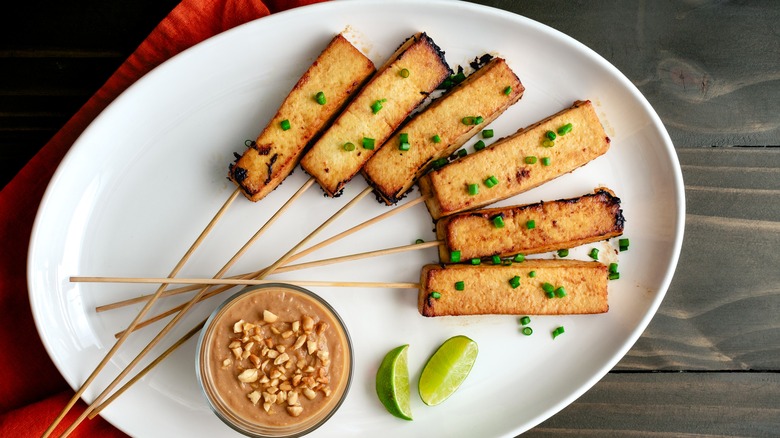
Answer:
(362, 57, 524, 204)
(228, 34, 375, 201)
(418, 100, 611, 219)
(418, 260, 609, 317)
(300, 32, 452, 197)
(437, 188, 624, 262)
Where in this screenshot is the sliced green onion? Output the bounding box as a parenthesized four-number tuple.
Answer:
(545, 130, 556, 141)
(609, 263, 619, 273)
(528, 270, 536, 278)
(609, 272, 620, 280)
(509, 275, 521, 289)
(519, 316, 531, 326)
(554, 286, 567, 298)
(371, 98, 387, 114)
(542, 139, 555, 148)
(552, 326, 565, 339)
(557, 123, 573, 135)
(492, 255, 501, 265)
(462, 116, 476, 125)
(315, 91, 326, 105)
(542, 282, 554, 293)
(541, 157, 551, 166)
(450, 250, 461, 263)
(399, 68, 410, 78)
(362, 137, 375, 150)
(524, 156, 537, 164)
(455, 281, 465, 291)
(432, 157, 448, 170)
(343, 142, 355, 151)
(399, 133, 409, 143)
(470, 258, 481, 265)
(493, 215, 505, 228)
(280, 119, 291, 131)
(475, 116, 484, 124)
(468, 183, 479, 196)
(474, 140, 486, 151)
(619, 238, 630, 251)
(557, 249, 569, 257)
(430, 291, 441, 299)
(545, 291, 555, 299)
(513, 254, 525, 263)
(482, 129, 494, 139)
(589, 248, 599, 260)
(522, 327, 533, 336)
(526, 220, 536, 229)
(502, 259, 513, 266)
(415, 239, 425, 244)
(432, 134, 442, 143)
(484, 175, 498, 188)
(457, 149, 467, 158)
(503, 86, 512, 95)
(399, 142, 411, 151)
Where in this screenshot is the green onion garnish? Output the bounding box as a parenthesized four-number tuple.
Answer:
(432, 134, 442, 143)
(519, 316, 531, 326)
(545, 130, 556, 141)
(552, 326, 565, 339)
(415, 239, 425, 244)
(462, 116, 475, 125)
(619, 238, 630, 251)
(513, 254, 525, 263)
(542, 139, 555, 148)
(522, 327, 533, 336)
(362, 137, 375, 149)
(492, 255, 501, 265)
(399, 133, 409, 143)
(315, 91, 326, 105)
(468, 183, 479, 196)
(609, 272, 620, 280)
(399, 68, 410, 78)
(450, 250, 461, 263)
(589, 248, 599, 260)
(475, 116, 484, 124)
(470, 258, 481, 265)
(457, 149, 467, 158)
(280, 119, 291, 131)
(371, 98, 387, 114)
(343, 142, 355, 151)
(474, 140, 486, 151)
(503, 86, 512, 95)
(542, 282, 554, 293)
(557, 249, 569, 257)
(545, 291, 555, 299)
(524, 156, 537, 164)
(399, 142, 410, 151)
(484, 175, 499, 188)
(509, 275, 521, 289)
(554, 286, 567, 298)
(430, 291, 441, 299)
(483, 129, 494, 139)
(609, 263, 619, 273)
(455, 281, 465, 291)
(432, 157, 448, 169)
(557, 123, 573, 135)
(528, 270, 536, 278)
(493, 215, 505, 228)
(541, 157, 551, 166)
(526, 220, 536, 229)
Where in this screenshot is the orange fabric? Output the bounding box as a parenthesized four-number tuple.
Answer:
(0, 0, 325, 436)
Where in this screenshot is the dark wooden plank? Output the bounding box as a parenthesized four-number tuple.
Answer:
(527, 372, 780, 437)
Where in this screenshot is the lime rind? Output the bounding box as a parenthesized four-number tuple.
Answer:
(418, 335, 478, 406)
(375, 344, 413, 420)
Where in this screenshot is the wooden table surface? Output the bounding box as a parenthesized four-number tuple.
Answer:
(3, 1, 778, 436)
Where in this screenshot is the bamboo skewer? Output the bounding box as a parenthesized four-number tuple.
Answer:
(73, 277, 422, 288)
(95, 195, 428, 313)
(41, 187, 241, 438)
(57, 179, 315, 437)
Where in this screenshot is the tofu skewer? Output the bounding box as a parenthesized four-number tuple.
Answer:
(229, 34, 375, 201)
(363, 56, 524, 204)
(418, 100, 611, 219)
(301, 32, 453, 197)
(437, 188, 624, 262)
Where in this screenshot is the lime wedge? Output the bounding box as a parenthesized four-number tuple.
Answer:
(375, 344, 413, 420)
(418, 335, 478, 406)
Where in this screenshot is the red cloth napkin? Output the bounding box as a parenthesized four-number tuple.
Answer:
(0, 1, 325, 436)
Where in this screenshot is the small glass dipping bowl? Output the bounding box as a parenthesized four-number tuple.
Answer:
(197, 283, 353, 437)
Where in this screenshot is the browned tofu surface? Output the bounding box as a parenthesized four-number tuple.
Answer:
(437, 188, 624, 262)
(362, 57, 524, 204)
(228, 34, 375, 201)
(300, 32, 452, 197)
(418, 260, 609, 317)
(419, 100, 611, 219)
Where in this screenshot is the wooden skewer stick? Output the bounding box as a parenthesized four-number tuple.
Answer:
(88, 319, 207, 418)
(95, 195, 428, 313)
(109, 185, 373, 338)
(41, 187, 241, 438)
(57, 179, 315, 437)
(72, 277, 421, 288)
